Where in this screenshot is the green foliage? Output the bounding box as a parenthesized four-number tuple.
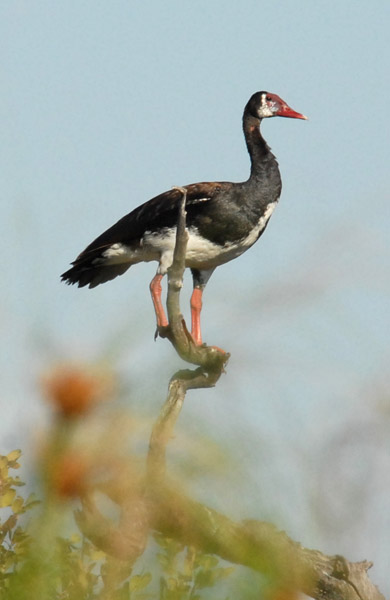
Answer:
(0, 451, 235, 600)
(0, 450, 38, 593)
(155, 534, 234, 600)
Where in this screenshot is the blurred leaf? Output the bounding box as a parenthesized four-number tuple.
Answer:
(12, 527, 30, 554)
(0, 456, 8, 477)
(24, 493, 40, 509)
(69, 532, 81, 545)
(0, 513, 17, 534)
(7, 449, 22, 463)
(195, 565, 235, 590)
(196, 554, 219, 570)
(12, 496, 25, 514)
(8, 477, 25, 487)
(0, 487, 16, 507)
(194, 569, 214, 589)
(129, 572, 152, 592)
(89, 547, 107, 561)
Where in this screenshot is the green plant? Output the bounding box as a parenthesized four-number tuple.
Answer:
(0, 448, 235, 600)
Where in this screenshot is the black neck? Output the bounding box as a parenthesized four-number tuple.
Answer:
(242, 110, 275, 181)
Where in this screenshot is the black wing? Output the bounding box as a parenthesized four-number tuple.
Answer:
(61, 182, 229, 288)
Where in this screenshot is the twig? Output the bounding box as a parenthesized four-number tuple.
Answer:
(156, 186, 230, 372)
(147, 185, 229, 483)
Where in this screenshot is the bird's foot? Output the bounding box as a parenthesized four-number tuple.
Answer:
(154, 325, 171, 340)
(183, 322, 228, 356)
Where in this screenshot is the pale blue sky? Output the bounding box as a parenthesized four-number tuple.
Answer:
(1, 0, 389, 593)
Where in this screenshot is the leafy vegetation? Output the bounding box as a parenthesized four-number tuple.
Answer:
(0, 447, 238, 600)
(0, 367, 238, 600)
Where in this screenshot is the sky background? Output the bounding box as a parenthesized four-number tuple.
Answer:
(1, 0, 389, 595)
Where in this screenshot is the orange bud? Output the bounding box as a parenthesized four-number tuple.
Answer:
(42, 365, 112, 418)
(50, 451, 89, 498)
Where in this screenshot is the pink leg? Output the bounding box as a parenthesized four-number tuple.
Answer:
(190, 287, 203, 345)
(150, 274, 168, 327)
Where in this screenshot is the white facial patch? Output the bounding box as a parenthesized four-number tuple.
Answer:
(259, 93, 275, 118)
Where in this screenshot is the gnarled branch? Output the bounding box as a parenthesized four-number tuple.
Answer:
(78, 186, 384, 600)
(144, 185, 384, 599)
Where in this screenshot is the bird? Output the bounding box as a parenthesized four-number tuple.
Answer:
(62, 92, 307, 345)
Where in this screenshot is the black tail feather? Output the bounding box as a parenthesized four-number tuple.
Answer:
(61, 262, 131, 288)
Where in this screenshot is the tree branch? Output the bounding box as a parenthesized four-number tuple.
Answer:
(78, 475, 384, 600)
(156, 186, 230, 372)
(77, 185, 385, 599)
(144, 185, 384, 599)
(147, 185, 229, 482)
(148, 486, 384, 600)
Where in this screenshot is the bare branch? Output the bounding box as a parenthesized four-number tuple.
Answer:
(156, 186, 230, 372)
(77, 481, 384, 600)
(147, 185, 229, 484)
(144, 185, 384, 599)
(150, 489, 384, 600)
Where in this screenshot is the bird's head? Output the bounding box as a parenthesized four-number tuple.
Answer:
(247, 92, 307, 121)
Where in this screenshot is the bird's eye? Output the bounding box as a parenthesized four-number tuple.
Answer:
(266, 96, 272, 102)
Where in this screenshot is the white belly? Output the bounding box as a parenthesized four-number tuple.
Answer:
(102, 201, 277, 274)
